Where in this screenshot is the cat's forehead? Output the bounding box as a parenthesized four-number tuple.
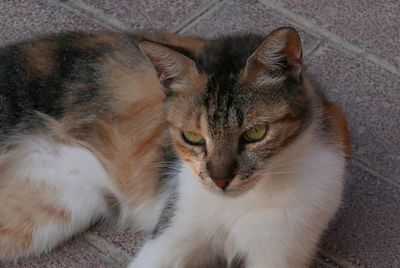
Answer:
(197, 34, 263, 74)
(195, 37, 259, 128)
(203, 86, 244, 131)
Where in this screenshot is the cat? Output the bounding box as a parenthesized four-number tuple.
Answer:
(0, 27, 350, 268)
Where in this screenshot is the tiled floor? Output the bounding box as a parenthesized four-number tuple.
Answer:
(1, 0, 399, 267)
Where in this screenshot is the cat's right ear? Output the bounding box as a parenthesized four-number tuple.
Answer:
(139, 41, 201, 95)
(243, 27, 303, 83)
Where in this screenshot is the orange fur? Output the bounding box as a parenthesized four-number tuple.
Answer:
(23, 40, 58, 75)
(72, 33, 121, 49)
(73, 94, 166, 205)
(0, 181, 68, 259)
(0, 29, 350, 265)
(100, 62, 163, 113)
(325, 103, 351, 160)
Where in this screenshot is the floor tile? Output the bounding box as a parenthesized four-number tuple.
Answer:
(183, 0, 320, 55)
(274, 0, 400, 68)
(311, 254, 340, 268)
(0, 0, 102, 46)
(322, 162, 400, 267)
(306, 45, 400, 179)
(89, 224, 146, 257)
(83, 0, 209, 31)
(0, 238, 113, 268)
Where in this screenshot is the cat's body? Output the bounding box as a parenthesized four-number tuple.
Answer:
(0, 28, 349, 267)
(0, 31, 194, 259)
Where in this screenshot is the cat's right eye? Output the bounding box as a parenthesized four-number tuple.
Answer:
(182, 131, 205, 146)
(242, 124, 268, 143)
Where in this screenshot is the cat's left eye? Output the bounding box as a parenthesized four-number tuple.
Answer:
(182, 131, 205, 146)
(242, 124, 268, 143)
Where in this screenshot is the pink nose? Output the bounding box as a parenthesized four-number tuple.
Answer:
(213, 178, 231, 190)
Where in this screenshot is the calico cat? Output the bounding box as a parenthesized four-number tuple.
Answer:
(0, 27, 349, 268)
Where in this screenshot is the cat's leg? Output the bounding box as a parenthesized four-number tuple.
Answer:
(227, 210, 323, 268)
(129, 223, 211, 268)
(128, 198, 218, 268)
(0, 135, 113, 261)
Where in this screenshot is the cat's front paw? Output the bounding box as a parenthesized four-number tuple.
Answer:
(128, 244, 168, 268)
(128, 254, 157, 268)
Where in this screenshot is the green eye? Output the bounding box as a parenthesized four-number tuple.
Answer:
(182, 131, 205, 145)
(242, 124, 267, 143)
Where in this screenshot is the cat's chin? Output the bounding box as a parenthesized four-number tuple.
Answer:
(199, 178, 260, 197)
(206, 186, 245, 197)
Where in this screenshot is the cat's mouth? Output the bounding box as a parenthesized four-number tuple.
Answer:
(199, 174, 262, 196)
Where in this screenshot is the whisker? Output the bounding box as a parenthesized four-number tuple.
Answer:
(260, 171, 295, 176)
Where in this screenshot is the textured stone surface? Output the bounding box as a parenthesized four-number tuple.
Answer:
(275, 0, 400, 68)
(311, 254, 340, 268)
(83, 0, 209, 31)
(0, 0, 101, 46)
(0, 238, 113, 268)
(184, 0, 320, 55)
(89, 224, 146, 257)
(322, 162, 400, 267)
(307, 45, 400, 179)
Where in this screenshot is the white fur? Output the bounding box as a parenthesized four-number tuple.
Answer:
(129, 129, 346, 268)
(0, 135, 115, 256)
(1, 124, 345, 266)
(1, 134, 170, 259)
(118, 191, 170, 233)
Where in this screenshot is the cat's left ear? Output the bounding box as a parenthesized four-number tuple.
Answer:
(244, 27, 303, 83)
(139, 41, 201, 95)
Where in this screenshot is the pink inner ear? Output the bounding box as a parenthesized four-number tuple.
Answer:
(138, 41, 179, 79)
(138, 41, 205, 94)
(244, 27, 303, 81)
(281, 29, 303, 65)
(139, 41, 197, 81)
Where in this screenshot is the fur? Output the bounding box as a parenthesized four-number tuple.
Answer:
(0, 28, 349, 267)
(130, 124, 346, 268)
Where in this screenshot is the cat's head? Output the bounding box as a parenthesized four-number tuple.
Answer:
(140, 27, 313, 194)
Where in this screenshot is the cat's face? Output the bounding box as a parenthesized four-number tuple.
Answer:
(140, 27, 311, 194)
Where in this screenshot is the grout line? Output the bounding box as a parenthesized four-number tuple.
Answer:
(82, 233, 132, 267)
(73, 238, 124, 268)
(171, 0, 221, 33)
(304, 40, 329, 58)
(52, 0, 222, 35)
(176, 0, 227, 34)
(352, 158, 400, 188)
(258, 0, 400, 77)
(303, 39, 325, 58)
(50, 0, 130, 31)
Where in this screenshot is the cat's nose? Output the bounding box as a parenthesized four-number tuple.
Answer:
(212, 178, 232, 191)
(206, 158, 237, 191)
(207, 159, 237, 180)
